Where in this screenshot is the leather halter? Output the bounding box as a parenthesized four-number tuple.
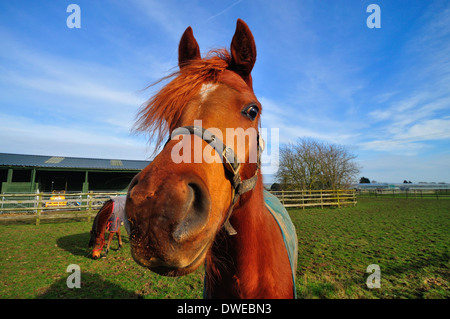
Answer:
(170, 125, 261, 235)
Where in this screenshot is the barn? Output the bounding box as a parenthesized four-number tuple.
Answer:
(0, 153, 150, 194)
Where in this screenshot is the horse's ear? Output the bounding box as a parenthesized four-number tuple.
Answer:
(230, 19, 257, 86)
(178, 26, 201, 69)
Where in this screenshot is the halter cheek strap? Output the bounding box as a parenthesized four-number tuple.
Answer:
(92, 238, 105, 253)
(170, 126, 261, 236)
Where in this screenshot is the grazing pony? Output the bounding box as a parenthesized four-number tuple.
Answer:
(89, 196, 128, 259)
(126, 19, 298, 298)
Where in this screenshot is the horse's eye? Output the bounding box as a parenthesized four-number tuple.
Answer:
(242, 104, 259, 121)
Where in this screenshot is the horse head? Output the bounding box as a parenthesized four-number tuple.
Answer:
(126, 19, 261, 276)
(89, 200, 114, 259)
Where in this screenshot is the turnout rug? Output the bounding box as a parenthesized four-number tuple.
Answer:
(263, 190, 298, 298)
(106, 196, 126, 232)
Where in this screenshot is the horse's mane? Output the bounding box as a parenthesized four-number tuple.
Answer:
(134, 49, 232, 150)
(88, 199, 114, 247)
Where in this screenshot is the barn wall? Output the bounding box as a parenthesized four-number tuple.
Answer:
(0, 167, 138, 193)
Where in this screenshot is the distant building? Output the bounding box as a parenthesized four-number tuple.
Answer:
(354, 182, 450, 191)
(401, 183, 450, 190)
(0, 153, 150, 193)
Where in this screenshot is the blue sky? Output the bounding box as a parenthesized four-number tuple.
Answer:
(1, 0, 449, 184)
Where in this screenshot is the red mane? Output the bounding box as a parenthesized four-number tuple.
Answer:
(134, 49, 232, 149)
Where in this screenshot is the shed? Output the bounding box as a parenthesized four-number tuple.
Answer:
(0, 153, 150, 193)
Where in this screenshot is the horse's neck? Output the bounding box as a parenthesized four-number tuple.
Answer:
(207, 174, 293, 298)
(93, 201, 114, 237)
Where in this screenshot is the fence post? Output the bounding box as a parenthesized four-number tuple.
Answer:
(337, 190, 340, 208)
(320, 190, 323, 209)
(353, 190, 356, 206)
(88, 191, 93, 213)
(36, 192, 43, 226)
(302, 190, 305, 210)
(87, 193, 91, 221)
(281, 190, 285, 205)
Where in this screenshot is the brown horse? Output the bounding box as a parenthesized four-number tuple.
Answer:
(126, 19, 297, 298)
(89, 196, 127, 259)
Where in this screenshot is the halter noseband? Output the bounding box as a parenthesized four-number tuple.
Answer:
(170, 125, 261, 235)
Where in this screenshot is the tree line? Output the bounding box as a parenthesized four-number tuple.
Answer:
(275, 138, 360, 190)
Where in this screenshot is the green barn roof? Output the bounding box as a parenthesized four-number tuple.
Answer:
(0, 153, 150, 171)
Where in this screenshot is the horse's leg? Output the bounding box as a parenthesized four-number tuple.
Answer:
(104, 232, 114, 257)
(117, 229, 122, 250)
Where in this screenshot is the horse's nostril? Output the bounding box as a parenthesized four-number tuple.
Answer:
(173, 181, 211, 242)
(188, 183, 204, 211)
(187, 182, 211, 219)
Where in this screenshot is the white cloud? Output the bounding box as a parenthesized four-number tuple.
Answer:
(0, 112, 150, 160)
(0, 30, 155, 145)
(369, 93, 429, 122)
(363, 95, 450, 155)
(399, 117, 450, 141)
(0, 39, 146, 108)
(359, 140, 428, 156)
(0, 31, 155, 159)
(6, 73, 144, 107)
(361, 4, 450, 156)
(359, 116, 450, 156)
(259, 95, 361, 147)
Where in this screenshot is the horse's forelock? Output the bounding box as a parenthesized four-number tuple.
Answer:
(133, 49, 232, 151)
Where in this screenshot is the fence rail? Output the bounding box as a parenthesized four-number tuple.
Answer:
(269, 189, 357, 209)
(0, 191, 126, 224)
(356, 189, 450, 199)
(1, 189, 357, 224)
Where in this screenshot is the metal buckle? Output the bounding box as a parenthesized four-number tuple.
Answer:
(222, 147, 240, 175)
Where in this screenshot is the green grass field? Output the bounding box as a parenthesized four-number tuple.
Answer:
(293, 198, 449, 298)
(0, 197, 448, 299)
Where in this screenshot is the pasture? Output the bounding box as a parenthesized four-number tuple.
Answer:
(0, 197, 448, 299)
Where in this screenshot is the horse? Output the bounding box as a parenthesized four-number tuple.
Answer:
(126, 19, 298, 298)
(88, 196, 128, 259)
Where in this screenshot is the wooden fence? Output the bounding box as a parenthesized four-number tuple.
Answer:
(356, 188, 450, 199)
(1, 189, 357, 225)
(269, 189, 357, 209)
(0, 191, 126, 225)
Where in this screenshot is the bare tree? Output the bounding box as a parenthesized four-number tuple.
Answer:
(276, 138, 360, 190)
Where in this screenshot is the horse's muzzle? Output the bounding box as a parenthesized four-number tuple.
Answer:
(125, 171, 212, 275)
